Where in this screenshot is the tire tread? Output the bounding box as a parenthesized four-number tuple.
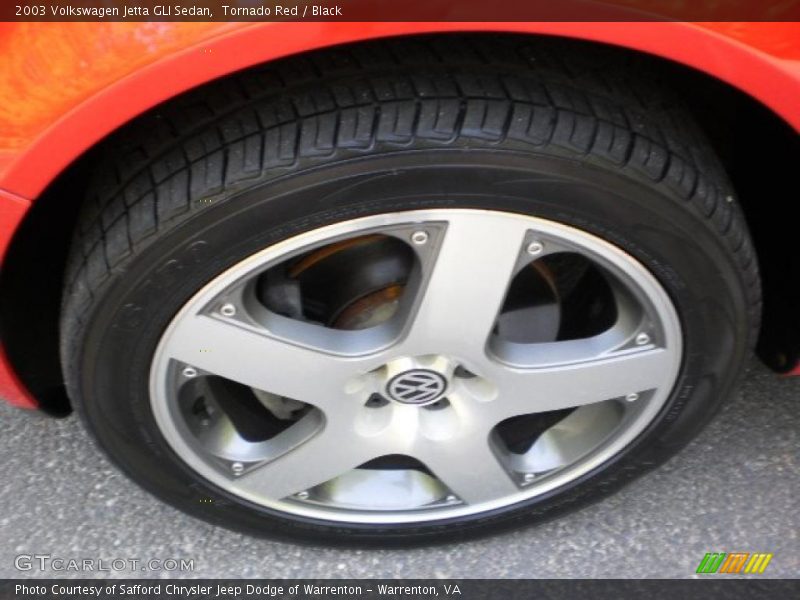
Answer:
(61, 35, 761, 393)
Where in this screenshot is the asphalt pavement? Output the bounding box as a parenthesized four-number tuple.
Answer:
(1, 360, 797, 579)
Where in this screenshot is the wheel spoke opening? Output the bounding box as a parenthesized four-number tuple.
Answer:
(256, 233, 417, 331)
(175, 369, 319, 468)
(492, 251, 622, 348)
(299, 455, 452, 511)
(496, 399, 637, 480)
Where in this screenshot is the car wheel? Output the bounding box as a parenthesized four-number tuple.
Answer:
(60, 37, 760, 544)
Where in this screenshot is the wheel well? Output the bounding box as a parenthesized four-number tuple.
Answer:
(1, 32, 797, 415)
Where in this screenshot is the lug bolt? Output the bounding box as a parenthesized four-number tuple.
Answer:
(453, 366, 476, 379)
(365, 393, 389, 408)
(625, 392, 639, 402)
(424, 398, 450, 411)
(182, 367, 197, 378)
(411, 231, 429, 245)
(296, 491, 310, 500)
(635, 332, 651, 346)
(231, 462, 244, 475)
(523, 473, 535, 483)
(220, 303, 237, 317)
(526, 241, 544, 256)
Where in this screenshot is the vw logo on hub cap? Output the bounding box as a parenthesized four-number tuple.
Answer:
(386, 369, 448, 405)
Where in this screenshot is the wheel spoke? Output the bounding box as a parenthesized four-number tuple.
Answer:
(485, 346, 672, 420)
(165, 314, 373, 409)
(413, 432, 519, 505)
(400, 212, 531, 357)
(235, 414, 380, 500)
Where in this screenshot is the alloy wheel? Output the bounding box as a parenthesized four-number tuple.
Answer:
(150, 209, 682, 524)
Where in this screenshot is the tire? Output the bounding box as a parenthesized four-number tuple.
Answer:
(60, 36, 760, 545)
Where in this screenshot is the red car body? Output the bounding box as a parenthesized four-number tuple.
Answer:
(1, 21, 799, 410)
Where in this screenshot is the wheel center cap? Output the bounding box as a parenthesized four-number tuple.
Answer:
(386, 369, 448, 405)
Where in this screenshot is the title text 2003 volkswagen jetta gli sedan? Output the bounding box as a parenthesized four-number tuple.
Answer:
(0, 20, 798, 544)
